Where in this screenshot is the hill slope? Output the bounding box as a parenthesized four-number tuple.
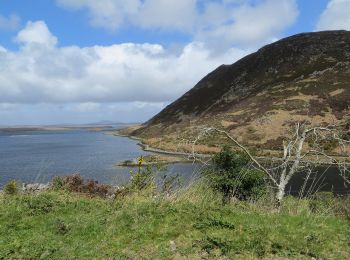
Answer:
(133, 30, 350, 152)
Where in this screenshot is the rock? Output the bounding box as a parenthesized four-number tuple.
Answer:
(170, 240, 177, 252)
(22, 183, 50, 192)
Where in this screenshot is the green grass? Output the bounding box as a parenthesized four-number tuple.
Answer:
(0, 186, 349, 259)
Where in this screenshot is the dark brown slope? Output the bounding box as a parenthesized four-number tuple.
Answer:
(133, 31, 350, 152)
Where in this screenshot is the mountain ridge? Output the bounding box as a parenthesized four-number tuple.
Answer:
(131, 30, 350, 153)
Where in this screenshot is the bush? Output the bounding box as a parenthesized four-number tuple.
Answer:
(203, 145, 267, 203)
(4, 180, 19, 195)
(51, 174, 113, 197)
(129, 156, 156, 191)
(52, 176, 65, 190)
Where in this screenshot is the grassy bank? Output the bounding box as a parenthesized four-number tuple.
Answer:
(1, 183, 349, 259)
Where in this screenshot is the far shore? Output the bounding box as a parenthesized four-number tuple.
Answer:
(0, 125, 118, 133)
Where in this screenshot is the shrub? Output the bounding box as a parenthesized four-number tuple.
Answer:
(203, 145, 267, 203)
(83, 180, 111, 197)
(51, 174, 113, 197)
(64, 173, 84, 192)
(4, 180, 19, 195)
(52, 176, 65, 190)
(129, 156, 156, 191)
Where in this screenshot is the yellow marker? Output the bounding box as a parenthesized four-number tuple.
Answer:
(138, 156, 144, 166)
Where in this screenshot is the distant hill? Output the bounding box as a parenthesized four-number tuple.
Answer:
(132, 30, 350, 152)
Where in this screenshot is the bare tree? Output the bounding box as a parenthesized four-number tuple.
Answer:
(193, 122, 350, 204)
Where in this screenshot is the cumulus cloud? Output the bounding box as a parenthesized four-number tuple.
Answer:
(0, 21, 249, 105)
(316, 0, 350, 31)
(15, 21, 58, 47)
(0, 14, 20, 31)
(56, 0, 298, 48)
(1, 0, 300, 124)
(197, 0, 298, 50)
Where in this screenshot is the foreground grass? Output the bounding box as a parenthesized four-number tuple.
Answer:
(0, 188, 349, 259)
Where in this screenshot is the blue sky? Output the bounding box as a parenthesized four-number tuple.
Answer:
(0, 0, 349, 125)
(0, 0, 329, 49)
(0, 0, 192, 50)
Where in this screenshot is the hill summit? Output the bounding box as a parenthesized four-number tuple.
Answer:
(132, 30, 350, 152)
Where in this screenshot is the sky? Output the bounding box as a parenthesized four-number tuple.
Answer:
(0, 0, 349, 125)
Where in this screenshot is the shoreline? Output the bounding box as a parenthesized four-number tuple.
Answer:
(113, 130, 212, 159)
(114, 130, 350, 167)
(113, 131, 212, 167)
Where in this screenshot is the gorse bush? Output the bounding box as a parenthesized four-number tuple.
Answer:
(129, 156, 156, 191)
(203, 145, 267, 203)
(4, 180, 18, 195)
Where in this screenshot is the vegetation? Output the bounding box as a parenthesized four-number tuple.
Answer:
(1, 181, 349, 259)
(132, 31, 350, 155)
(4, 180, 19, 195)
(203, 146, 267, 203)
(1, 152, 350, 259)
(52, 173, 113, 197)
(118, 154, 186, 167)
(129, 156, 156, 191)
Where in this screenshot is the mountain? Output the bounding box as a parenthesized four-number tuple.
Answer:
(132, 30, 350, 152)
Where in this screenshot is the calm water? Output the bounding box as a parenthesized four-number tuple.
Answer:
(0, 129, 348, 195)
(0, 129, 201, 188)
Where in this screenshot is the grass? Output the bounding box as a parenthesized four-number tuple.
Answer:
(1, 183, 349, 259)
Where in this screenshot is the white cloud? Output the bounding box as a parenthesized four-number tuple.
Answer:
(0, 14, 20, 31)
(135, 0, 197, 31)
(56, 0, 298, 48)
(1, 0, 300, 124)
(56, 0, 197, 31)
(15, 21, 58, 47)
(56, 0, 141, 30)
(316, 0, 350, 31)
(0, 21, 249, 105)
(197, 0, 298, 49)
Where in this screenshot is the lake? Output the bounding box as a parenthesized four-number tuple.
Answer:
(0, 128, 349, 195)
(0, 128, 201, 188)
